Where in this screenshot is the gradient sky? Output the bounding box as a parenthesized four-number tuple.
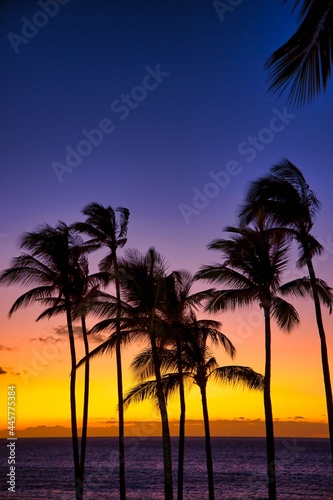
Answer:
(1, 0, 333, 437)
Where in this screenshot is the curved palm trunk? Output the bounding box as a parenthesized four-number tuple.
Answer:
(114, 261, 126, 500)
(176, 338, 185, 500)
(80, 315, 90, 495)
(65, 299, 81, 500)
(150, 329, 174, 500)
(199, 383, 214, 500)
(263, 307, 276, 500)
(306, 256, 333, 461)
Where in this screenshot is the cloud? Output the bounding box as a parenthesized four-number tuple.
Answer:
(0, 344, 14, 351)
(0, 367, 7, 375)
(30, 335, 65, 344)
(53, 325, 82, 337)
(3, 366, 21, 376)
(52, 325, 108, 345)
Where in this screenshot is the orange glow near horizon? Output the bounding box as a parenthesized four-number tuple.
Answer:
(0, 286, 332, 438)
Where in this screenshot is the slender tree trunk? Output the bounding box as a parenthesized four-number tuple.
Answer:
(306, 256, 333, 462)
(80, 315, 90, 492)
(199, 383, 214, 500)
(114, 261, 126, 500)
(65, 300, 82, 500)
(150, 331, 174, 500)
(263, 307, 276, 500)
(176, 338, 185, 500)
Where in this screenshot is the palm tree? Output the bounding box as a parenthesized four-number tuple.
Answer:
(266, 1, 333, 106)
(120, 247, 175, 499)
(0, 222, 86, 499)
(37, 254, 108, 492)
(195, 224, 304, 500)
(124, 322, 264, 500)
(239, 159, 333, 462)
(160, 270, 212, 500)
(77, 268, 206, 500)
(73, 202, 130, 500)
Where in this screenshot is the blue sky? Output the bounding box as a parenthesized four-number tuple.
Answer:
(1, 0, 333, 275)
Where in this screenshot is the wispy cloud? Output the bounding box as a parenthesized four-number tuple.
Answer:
(30, 335, 65, 344)
(0, 344, 14, 351)
(0, 367, 7, 375)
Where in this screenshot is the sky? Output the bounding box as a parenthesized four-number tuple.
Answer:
(1, 0, 333, 437)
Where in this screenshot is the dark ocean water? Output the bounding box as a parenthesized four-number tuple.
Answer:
(0, 437, 332, 499)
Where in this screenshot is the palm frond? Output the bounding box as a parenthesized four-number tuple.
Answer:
(266, 1, 333, 106)
(204, 289, 256, 314)
(195, 264, 254, 289)
(211, 365, 264, 391)
(8, 286, 55, 317)
(271, 297, 300, 332)
(76, 332, 118, 369)
(123, 372, 189, 411)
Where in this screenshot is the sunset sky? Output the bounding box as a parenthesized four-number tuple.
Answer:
(1, 0, 333, 438)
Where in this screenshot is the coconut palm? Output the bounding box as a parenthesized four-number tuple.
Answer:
(195, 224, 305, 500)
(238, 159, 333, 461)
(266, 1, 333, 106)
(160, 270, 213, 500)
(73, 202, 130, 500)
(77, 268, 207, 500)
(0, 222, 87, 499)
(124, 322, 264, 500)
(104, 247, 174, 500)
(36, 254, 108, 492)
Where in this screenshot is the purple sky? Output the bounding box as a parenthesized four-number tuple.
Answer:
(1, 0, 333, 277)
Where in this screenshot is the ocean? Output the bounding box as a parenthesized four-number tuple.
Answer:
(0, 437, 332, 499)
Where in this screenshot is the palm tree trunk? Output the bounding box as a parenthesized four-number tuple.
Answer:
(150, 330, 174, 500)
(80, 315, 90, 494)
(306, 256, 333, 462)
(263, 307, 276, 500)
(114, 262, 126, 500)
(199, 383, 214, 500)
(176, 338, 185, 500)
(65, 299, 82, 500)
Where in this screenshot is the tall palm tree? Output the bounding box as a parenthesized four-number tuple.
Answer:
(239, 159, 333, 461)
(0, 222, 86, 499)
(74, 202, 130, 500)
(124, 322, 264, 500)
(160, 270, 212, 500)
(266, 1, 333, 106)
(115, 248, 173, 500)
(37, 255, 108, 492)
(77, 268, 207, 500)
(195, 224, 304, 500)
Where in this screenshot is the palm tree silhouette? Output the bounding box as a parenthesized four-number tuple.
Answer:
(266, 1, 333, 106)
(73, 202, 130, 500)
(111, 248, 173, 500)
(239, 159, 333, 461)
(0, 222, 86, 499)
(124, 321, 263, 500)
(160, 270, 212, 500)
(195, 224, 303, 500)
(37, 252, 108, 492)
